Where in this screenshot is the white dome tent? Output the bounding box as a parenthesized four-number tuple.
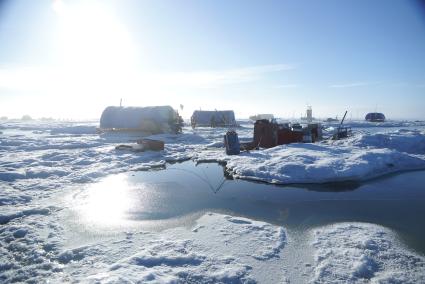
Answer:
(190, 110, 237, 128)
(99, 105, 183, 134)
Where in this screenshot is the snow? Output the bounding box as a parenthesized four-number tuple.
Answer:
(2, 205, 424, 283)
(1, 120, 425, 282)
(1, 120, 425, 195)
(0, 212, 287, 283)
(324, 119, 425, 129)
(311, 222, 425, 283)
(1, 121, 425, 206)
(348, 129, 425, 154)
(219, 138, 425, 184)
(85, 213, 286, 283)
(196, 129, 425, 184)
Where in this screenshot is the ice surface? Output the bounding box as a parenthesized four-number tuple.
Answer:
(2, 206, 424, 283)
(311, 222, 425, 283)
(197, 129, 425, 184)
(1, 121, 425, 206)
(86, 213, 286, 283)
(1, 120, 425, 282)
(221, 139, 425, 184)
(0, 212, 286, 283)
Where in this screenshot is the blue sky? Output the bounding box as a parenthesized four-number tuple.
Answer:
(0, 0, 424, 119)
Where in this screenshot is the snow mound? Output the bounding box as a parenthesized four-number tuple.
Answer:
(205, 130, 425, 184)
(222, 142, 425, 184)
(349, 129, 425, 154)
(311, 222, 425, 283)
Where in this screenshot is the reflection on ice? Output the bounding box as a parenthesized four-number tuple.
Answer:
(76, 174, 144, 227)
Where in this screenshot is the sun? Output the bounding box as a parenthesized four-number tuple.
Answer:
(51, 0, 139, 103)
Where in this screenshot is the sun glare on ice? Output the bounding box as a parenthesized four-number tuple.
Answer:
(77, 174, 137, 227)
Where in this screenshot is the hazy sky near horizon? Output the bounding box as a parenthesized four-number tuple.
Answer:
(0, 0, 424, 120)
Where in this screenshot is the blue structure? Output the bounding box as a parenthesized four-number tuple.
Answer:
(224, 131, 240, 155)
(365, 112, 386, 122)
(191, 110, 236, 128)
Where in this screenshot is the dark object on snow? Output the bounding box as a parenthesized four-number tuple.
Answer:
(333, 128, 351, 140)
(242, 120, 304, 149)
(115, 144, 144, 152)
(137, 139, 165, 151)
(191, 110, 237, 128)
(333, 111, 351, 140)
(115, 139, 164, 152)
(365, 112, 386, 122)
(304, 123, 322, 143)
(291, 123, 303, 131)
(241, 120, 323, 150)
(100, 106, 183, 134)
(324, 117, 339, 122)
(277, 127, 304, 144)
(224, 131, 240, 155)
(253, 119, 279, 148)
(115, 145, 133, 150)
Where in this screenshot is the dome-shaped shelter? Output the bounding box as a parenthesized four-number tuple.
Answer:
(365, 112, 386, 122)
(99, 106, 183, 134)
(190, 110, 236, 128)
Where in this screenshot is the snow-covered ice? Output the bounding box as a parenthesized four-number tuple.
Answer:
(2, 120, 425, 186)
(196, 128, 425, 184)
(311, 222, 425, 283)
(217, 132, 425, 184)
(0, 211, 287, 283)
(2, 207, 424, 283)
(1, 119, 425, 282)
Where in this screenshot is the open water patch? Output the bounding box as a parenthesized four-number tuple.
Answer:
(67, 160, 425, 255)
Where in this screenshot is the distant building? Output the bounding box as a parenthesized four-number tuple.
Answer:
(301, 106, 314, 122)
(249, 114, 274, 121)
(365, 112, 386, 122)
(191, 110, 236, 128)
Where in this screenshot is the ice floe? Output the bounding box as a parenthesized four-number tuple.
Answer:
(85, 213, 286, 283)
(220, 139, 425, 184)
(311, 222, 425, 283)
(0, 212, 286, 283)
(2, 208, 424, 283)
(196, 129, 425, 184)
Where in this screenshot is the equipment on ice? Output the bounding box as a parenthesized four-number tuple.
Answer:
(224, 131, 241, 155)
(333, 111, 351, 140)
